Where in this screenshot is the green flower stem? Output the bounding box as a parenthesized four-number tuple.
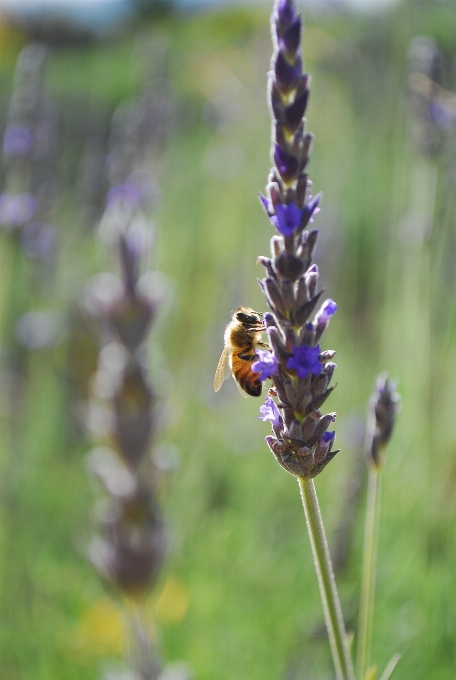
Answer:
(356, 465, 383, 680)
(298, 477, 355, 680)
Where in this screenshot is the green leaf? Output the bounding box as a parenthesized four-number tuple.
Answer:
(364, 666, 378, 680)
(378, 654, 401, 680)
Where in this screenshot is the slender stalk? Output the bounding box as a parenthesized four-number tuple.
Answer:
(356, 466, 383, 680)
(299, 477, 355, 680)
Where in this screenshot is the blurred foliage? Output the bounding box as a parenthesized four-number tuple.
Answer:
(1, 1, 456, 679)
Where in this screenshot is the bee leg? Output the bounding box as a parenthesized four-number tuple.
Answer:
(257, 341, 270, 348)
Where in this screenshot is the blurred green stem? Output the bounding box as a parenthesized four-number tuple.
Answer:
(356, 465, 383, 680)
(298, 477, 355, 680)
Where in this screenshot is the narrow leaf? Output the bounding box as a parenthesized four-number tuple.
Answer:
(378, 654, 401, 680)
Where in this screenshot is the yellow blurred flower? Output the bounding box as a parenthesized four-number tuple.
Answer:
(154, 576, 189, 624)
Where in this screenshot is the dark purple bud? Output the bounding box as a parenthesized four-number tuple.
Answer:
(305, 385, 336, 415)
(280, 17, 301, 55)
(301, 410, 319, 440)
(286, 344, 322, 379)
(295, 290, 323, 326)
(301, 193, 321, 229)
(284, 88, 309, 132)
(270, 84, 285, 126)
(310, 413, 337, 445)
(258, 256, 279, 281)
(295, 276, 309, 307)
(314, 430, 336, 465)
(298, 322, 316, 346)
(274, 144, 299, 182)
(296, 173, 309, 207)
(281, 278, 295, 311)
(268, 326, 291, 366)
(274, 0, 295, 31)
(264, 276, 285, 311)
(366, 373, 400, 468)
(274, 250, 306, 281)
(306, 264, 319, 297)
(275, 51, 300, 92)
(322, 361, 336, 383)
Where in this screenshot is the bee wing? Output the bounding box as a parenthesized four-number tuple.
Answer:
(214, 345, 232, 392)
(234, 378, 248, 398)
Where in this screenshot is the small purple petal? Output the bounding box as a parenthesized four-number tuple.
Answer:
(259, 193, 273, 215)
(252, 349, 278, 381)
(320, 430, 336, 444)
(286, 344, 322, 379)
(303, 193, 322, 225)
(274, 202, 304, 236)
(259, 395, 281, 427)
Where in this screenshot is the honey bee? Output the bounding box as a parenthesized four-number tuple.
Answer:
(214, 307, 268, 398)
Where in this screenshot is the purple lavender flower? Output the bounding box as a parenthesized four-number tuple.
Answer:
(286, 344, 322, 379)
(255, 0, 339, 479)
(0, 193, 36, 227)
(107, 183, 142, 209)
(3, 125, 32, 157)
(259, 396, 282, 427)
(252, 349, 278, 381)
(272, 202, 304, 236)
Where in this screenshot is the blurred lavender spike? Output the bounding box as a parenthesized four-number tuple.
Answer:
(407, 36, 456, 156)
(365, 373, 400, 469)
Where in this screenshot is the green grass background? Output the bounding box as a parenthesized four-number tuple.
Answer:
(1, 1, 456, 678)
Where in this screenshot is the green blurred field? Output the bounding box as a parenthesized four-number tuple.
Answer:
(1, 2, 456, 679)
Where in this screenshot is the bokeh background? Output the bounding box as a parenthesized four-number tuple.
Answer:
(1, 0, 456, 678)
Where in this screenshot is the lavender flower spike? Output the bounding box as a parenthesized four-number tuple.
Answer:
(257, 0, 339, 480)
(255, 5, 356, 679)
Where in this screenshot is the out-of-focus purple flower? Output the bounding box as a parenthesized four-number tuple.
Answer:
(3, 125, 32, 157)
(286, 344, 322, 378)
(0, 193, 36, 226)
(317, 299, 338, 324)
(21, 222, 56, 260)
(259, 395, 282, 427)
(107, 183, 141, 209)
(428, 101, 455, 131)
(252, 349, 278, 381)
